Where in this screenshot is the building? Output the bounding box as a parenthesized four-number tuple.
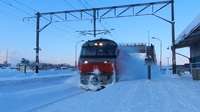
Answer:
(175, 13, 200, 80)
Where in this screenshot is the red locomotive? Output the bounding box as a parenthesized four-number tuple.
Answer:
(78, 38, 118, 91)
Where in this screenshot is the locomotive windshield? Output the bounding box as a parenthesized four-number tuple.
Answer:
(80, 46, 117, 57)
(81, 46, 98, 56)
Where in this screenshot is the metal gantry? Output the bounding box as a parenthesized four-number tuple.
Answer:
(38, 1, 173, 23)
(25, 0, 176, 74)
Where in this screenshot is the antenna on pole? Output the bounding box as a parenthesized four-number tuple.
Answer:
(93, 9, 96, 37)
(6, 49, 8, 64)
(148, 31, 150, 46)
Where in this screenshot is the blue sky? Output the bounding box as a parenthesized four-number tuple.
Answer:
(0, 0, 200, 66)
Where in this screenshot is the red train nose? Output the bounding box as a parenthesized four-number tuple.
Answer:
(78, 62, 115, 73)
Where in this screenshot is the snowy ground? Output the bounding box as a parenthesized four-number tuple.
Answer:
(1, 68, 200, 112)
(0, 69, 83, 112)
(1, 48, 200, 112)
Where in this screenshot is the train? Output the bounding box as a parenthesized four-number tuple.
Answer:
(78, 38, 118, 91)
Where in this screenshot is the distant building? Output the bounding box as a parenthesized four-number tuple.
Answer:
(0, 61, 11, 69)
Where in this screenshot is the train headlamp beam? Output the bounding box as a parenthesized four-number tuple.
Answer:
(84, 60, 88, 64)
(99, 43, 103, 46)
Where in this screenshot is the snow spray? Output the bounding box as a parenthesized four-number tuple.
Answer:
(116, 45, 160, 81)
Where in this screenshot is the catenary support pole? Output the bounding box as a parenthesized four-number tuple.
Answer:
(93, 9, 96, 37)
(35, 12, 40, 74)
(171, 0, 176, 74)
(148, 65, 151, 80)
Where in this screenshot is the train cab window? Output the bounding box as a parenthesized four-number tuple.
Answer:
(81, 47, 97, 56)
(80, 45, 117, 57)
(97, 46, 117, 56)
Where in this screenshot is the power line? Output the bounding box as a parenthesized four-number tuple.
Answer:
(0, 9, 37, 28)
(13, 0, 38, 13)
(101, 20, 123, 42)
(67, 0, 109, 37)
(0, 0, 33, 16)
(42, 26, 77, 42)
(63, 0, 99, 37)
(51, 24, 77, 38)
(57, 22, 77, 32)
(12, 0, 79, 39)
(1, 0, 79, 41)
(77, 0, 88, 9)
(79, 0, 122, 42)
(63, 0, 77, 10)
(83, 0, 92, 8)
(77, 0, 113, 37)
(0, 9, 21, 20)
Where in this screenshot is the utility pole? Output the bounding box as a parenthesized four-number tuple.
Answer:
(93, 9, 96, 37)
(152, 37, 162, 69)
(75, 40, 84, 67)
(35, 12, 40, 74)
(6, 49, 8, 64)
(171, 0, 176, 74)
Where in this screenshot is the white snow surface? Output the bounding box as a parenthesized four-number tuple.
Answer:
(1, 52, 200, 112)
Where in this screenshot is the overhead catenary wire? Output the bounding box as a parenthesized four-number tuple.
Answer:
(0, 0, 79, 41)
(42, 25, 77, 42)
(63, 0, 93, 23)
(0, 0, 33, 16)
(0, 9, 38, 29)
(63, 0, 102, 37)
(1, 0, 120, 41)
(13, 0, 37, 13)
(101, 20, 123, 43)
(13, 0, 79, 35)
(77, 0, 88, 9)
(63, 0, 77, 10)
(80, 0, 123, 42)
(83, 0, 92, 8)
(0, 9, 22, 21)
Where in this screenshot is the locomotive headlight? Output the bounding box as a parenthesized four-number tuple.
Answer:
(94, 43, 98, 46)
(99, 43, 103, 46)
(84, 60, 88, 64)
(94, 43, 103, 46)
(104, 61, 110, 64)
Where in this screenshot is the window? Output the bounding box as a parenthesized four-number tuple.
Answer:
(80, 46, 117, 57)
(81, 46, 97, 56)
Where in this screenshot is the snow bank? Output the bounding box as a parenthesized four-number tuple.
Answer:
(0, 69, 75, 79)
(0, 69, 77, 94)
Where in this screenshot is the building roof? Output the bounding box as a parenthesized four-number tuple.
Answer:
(175, 13, 200, 48)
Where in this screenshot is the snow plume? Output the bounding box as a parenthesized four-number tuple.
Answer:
(64, 72, 80, 88)
(116, 46, 160, 81)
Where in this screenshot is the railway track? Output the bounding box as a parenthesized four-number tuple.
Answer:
(27, 91, 86, 112)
